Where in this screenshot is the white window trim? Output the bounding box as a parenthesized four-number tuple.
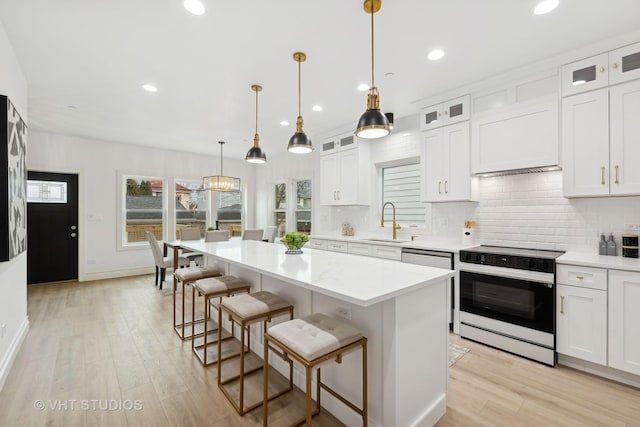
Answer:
(377, 161, 427, 230)
(174, 177, 208, 238)
(117, 171, 167, 251)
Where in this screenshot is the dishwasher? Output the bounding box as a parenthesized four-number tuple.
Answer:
(401, 248, 454, 329)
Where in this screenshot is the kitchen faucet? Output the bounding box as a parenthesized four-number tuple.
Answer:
(381, 202, 401, 240)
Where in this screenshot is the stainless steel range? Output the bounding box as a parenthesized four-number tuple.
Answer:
(459, 245, 564, 366)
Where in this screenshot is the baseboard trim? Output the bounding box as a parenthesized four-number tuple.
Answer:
(410, 392, 447, 427)
(79, 267, 154, 282)
(0, 316, 30, 392)
(558, 354, 640, 389)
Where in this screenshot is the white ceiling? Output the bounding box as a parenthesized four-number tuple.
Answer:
(1, 0, 640, 160)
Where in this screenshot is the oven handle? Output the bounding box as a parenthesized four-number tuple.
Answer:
(460, 263, 555, 285)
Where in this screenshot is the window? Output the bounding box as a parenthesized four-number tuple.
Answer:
(216, 190, 242, 236)
(273, 183, 287, 238)
(27, 180, 67, 203)
(295, 179, 311, 234)
(175, 179, 207, 239)
(123, 175, 165, 245)
(382, 163, 424, 225)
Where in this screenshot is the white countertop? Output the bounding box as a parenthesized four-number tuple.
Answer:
(309, 234, 475, 253)
(179, 239, 454, 307)
(558, 251, 640, 272)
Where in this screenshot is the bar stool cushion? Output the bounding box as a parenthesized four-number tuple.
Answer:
(194, 275, 251, 296)
(174, 266, 222, 282)
(221, 291, 291, 319)
(267, 313, 363, 361)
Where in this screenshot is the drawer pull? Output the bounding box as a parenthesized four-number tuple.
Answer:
(560, 296, 565, 314)
(576, 274, 584, 280)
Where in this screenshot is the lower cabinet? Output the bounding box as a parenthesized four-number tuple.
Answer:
(556, 283, 607, 365)
(310, 238, 402, 261)
(608, 269, 640, 376)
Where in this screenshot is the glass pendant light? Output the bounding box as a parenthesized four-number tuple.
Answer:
(245, 84, 267, 163)
(355, 0, 390, 139)
(204, 141, 240, 192)
(287, 52, 313, 154)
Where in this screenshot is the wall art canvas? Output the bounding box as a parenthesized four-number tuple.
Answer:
(1, 95, 27, 261)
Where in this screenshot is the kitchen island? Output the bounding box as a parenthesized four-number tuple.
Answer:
(180, 239, 454, 427)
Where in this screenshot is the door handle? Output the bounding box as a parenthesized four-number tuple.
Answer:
(444, 181, 448, 194)
(560, 295, 565, 314)
(333, 191, 336, 200)
(601, 166, 606, 185)
(438, 181, 442, 194)
(614, 165, 619, 184)
(337, 190, 340, 200)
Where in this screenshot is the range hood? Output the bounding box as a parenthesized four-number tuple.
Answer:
(475, 165, 562, 178)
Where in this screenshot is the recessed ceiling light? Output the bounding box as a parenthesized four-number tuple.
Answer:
(142, 84, 158, 93)
(533, 0, 559, 15)
(428, 49, 445, 61)
(357, 83, 370, 92)
(184, 0, 205, 15)
(279, 120, 289, 126)
(312, 105, 323, 112)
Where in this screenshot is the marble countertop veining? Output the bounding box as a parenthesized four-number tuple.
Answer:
(179, 239, 455, 307)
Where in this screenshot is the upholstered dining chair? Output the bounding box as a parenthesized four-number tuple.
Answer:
(145, 231, 190, 289)
(263, 226, 277, 243)
(205, 230, 230, 242)
(242, 229, 265, 241)
(180, 227, 205, 265)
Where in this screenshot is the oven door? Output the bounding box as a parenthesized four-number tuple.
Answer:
(460, 268, 554, 334)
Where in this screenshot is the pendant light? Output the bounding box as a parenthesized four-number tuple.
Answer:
(355, 0, 390, 139)
(245, 84, 267, 164)
(287, 52, 313, 154)
(203, 141, 240, 192)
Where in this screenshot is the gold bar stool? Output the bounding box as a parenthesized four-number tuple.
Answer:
(191, 276, 252, 366)
(173, 266, 223, 340)
(218, 291, 294, 415)
(263, 313, 368, 427)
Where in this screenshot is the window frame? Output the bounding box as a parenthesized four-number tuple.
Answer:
(118, 172, 167, 250)
(174, 178, 208, 239)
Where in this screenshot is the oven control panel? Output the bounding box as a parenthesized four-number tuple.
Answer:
(460, 250, 556, 273)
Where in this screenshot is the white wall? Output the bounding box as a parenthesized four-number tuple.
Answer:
(0, 19, 28, 391)
(28, 131, 257, 281)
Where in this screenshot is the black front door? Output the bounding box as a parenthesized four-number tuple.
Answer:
(27, 171, 79, 284)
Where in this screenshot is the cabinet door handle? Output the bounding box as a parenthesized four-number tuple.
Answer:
(599, 66, 606, 73)
(612, 63, 619, 69)
(337, 190, 340, 200)
(560, 296, 565, 314)
(615, 165, 619, 184)
(444, 181, 448, 194)
(601, 166, 606, 185)
(576, 274, 584, 280)
(438, 181, 442, 194)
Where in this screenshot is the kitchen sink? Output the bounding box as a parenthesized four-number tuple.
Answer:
(361, 238, 410, 244)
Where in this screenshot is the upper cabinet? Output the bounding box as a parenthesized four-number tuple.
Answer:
(320, 134, 358, 156)
(471, 99, 558, 174)
(420, 95, 470, 131)
(319, 134, 370, 206)
(563, 79, 640, 197)
(421, 121, 477, 202)
(562, 41, 640, 96)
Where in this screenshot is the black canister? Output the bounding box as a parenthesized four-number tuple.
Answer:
(622, 246, 639, 258)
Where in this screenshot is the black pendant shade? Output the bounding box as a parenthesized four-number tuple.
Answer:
(245, 143, 266, 163)
(288, 130, 313, 154)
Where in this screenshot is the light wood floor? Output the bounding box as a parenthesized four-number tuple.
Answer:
(1, 275, 639, 427)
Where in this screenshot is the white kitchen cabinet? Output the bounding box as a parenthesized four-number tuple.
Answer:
(370, 245, 401, 261)
(561, 42, 640, 96)
(420, 95, 470, 131)
(327, 240, 348, 253)
(556, 265, 607, 365)
(307, 238, 328, 250)
(320, 134, 358, 156)
(471, 99, 558, 174)
(563, 81, 640, 197)
(347, 242, 371, 256)
(608, 269, 640, 376)
(320, 137, 370, 206)
(421, 121, 475, 202)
